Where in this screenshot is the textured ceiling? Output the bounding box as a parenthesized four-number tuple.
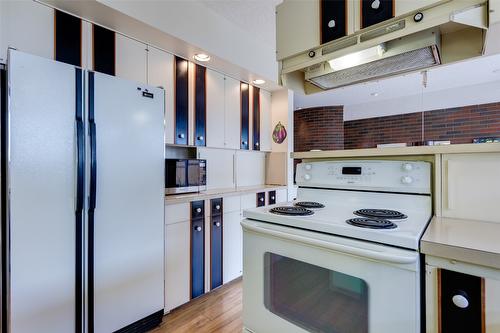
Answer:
(200, 0, 282, 47)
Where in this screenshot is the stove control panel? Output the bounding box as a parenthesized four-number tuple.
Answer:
(296, 160, 431, 194)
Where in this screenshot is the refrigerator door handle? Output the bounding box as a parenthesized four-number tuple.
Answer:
(89, 121, 96, 210)
(88, 71, 96, 333)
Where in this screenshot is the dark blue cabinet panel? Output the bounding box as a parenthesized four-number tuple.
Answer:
(93, 25, 115, 76)
(175, 57, 189, 145)
(268, 190, 276, 205)
(55, 10, 81, 67)
(320, 0, 347, 44)
(361, 0, 394, 29)
(191, 201, 205, 299)
(252, 87, 260, 151)
(257, 192, 266, 207)
(210, 198, 223, 290)
(194, 65, 206, 146)
(240, 83, 249, 150)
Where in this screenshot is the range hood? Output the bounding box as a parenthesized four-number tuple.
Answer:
(279, 0, 488, 95)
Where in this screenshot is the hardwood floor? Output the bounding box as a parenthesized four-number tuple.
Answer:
(152, 278, 243, 333)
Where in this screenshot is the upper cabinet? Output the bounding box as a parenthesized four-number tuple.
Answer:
(54, 10, 81, 67)
(174, 56, 189, 145)
(360, 0, 394, 29)
(259, 90, 272, 152)
(320, 0, 347, 44)
(194, 65, 206, 147)
(148, 46, 175, 144)
(206, 69, 226, 148)
(93, 25, 115, 76)
(0, 1, 54, 64)
(240, 83, 250, 150)
(224, 77, 242, 150)
(115, 33, 147, 84)
(252, 86, 261, 151)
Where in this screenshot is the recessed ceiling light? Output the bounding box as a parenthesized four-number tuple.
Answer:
(370, 92, 379, 97)
(193, 53, 210, 62)
(252, 79, 266, 85)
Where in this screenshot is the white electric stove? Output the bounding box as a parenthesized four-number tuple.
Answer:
(241, 160, 432, 333)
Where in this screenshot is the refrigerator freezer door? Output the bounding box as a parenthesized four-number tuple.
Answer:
(91, 72, 164, 332)
(8, 50, 81, 333)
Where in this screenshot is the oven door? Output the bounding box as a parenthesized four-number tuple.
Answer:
(242, 219, 421, 333)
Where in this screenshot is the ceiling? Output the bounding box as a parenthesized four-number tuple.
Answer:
(294, 52, 500, 110)
(200, 0, 282, 48)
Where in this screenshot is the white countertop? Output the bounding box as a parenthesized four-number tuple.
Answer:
(165, 184, 287, 205)
(421, 216, 500, 270)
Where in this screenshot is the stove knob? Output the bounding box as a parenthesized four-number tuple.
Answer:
(304, 174, 311, 181)
(401, 176, 413, 184)
(305, 164, 312, 171)
(402, 163, 413, 171)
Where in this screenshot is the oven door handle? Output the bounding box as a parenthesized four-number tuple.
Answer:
(242, 221, 418, 265)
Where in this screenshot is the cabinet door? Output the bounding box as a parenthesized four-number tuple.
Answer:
(115, 33, 147, 83)
(361, 0, 394, 29)
(206, 69, 225, 148)
(224, 76, 241, 149)
(252, 86, 261, 151)
(148, 46, 175, 144)
(320, 0, 347, 44)
(211, 214, 223, 290)
(194, 65, 206, 146)
(442, 153, 500, 223)
(174, 56, 189, 145)
(240, 82, 250, 150)
(223, 210, 243, 283)
(54, 10, 81, 67)
(92, 24, 115, 76)
(198, 147, 235, 190)
(0, 0, 54, 63)
(191, 217, 205, 299)
(259, 90, 272, 152)
(165, 221, 190, 312)
(235, 151, 266, 187)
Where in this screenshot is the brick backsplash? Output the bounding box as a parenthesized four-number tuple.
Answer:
(294, 102, 500, 151)
(294, 106, 344, 152)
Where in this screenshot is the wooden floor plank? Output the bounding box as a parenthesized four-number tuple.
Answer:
(152, 278, 243, 333)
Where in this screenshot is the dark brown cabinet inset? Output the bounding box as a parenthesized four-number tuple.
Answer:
(257, 192, 266, 207)
(93, 25, 115, 76)
(320, 0, 347, 44)
(252, 87, 260, 151)
(268, 191, 276, 205)
(54, 10, 81, 67)
(439, 269, 484, 333)
(240, 83, 250, 150)
(175, 57, 189, 145)
(361, 0, 394, 29)
(191, 200, 205, 299)
(210, 198, 223, 290)
(194, 65, 206, 147)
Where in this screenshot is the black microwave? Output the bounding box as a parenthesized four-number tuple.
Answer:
(165, 159, 207, 195)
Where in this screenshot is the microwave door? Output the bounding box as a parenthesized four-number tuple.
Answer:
(165, 159, 187, 194)
(187, 160, 200, 190)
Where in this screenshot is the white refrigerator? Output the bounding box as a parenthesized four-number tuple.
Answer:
(2, 50, 165, 333)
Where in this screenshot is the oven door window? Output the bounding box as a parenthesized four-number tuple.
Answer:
(264, 252, 369, 333)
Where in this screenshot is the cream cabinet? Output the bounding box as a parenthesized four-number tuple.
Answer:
(236, 151, 266, 187)
(0, 0, 54, 63)
(441, 153, 500, 223)
(147, 46, 175, 144)
(198, 147, 235, 190)
(223, 209, 243, 284)
(224, 76, 241, 149)
(259, 90, 272, 152)
(164, 220, 190, 312)
(115, 33, 147, 84)
(206, 69, 226, 148)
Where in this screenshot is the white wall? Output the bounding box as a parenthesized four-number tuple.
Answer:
(344, 80, 500, 121)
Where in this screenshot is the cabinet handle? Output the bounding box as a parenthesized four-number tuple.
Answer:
(242, 141, 247, 145)
(271, 196, 275, 200)
(196, 207, 202, 213)
(255, 142, 259, 146)
(194, 226, 202, 232)
(197, 135, 204, 141)
(215, 205, 221, 210)
(452, 291, 469, 309)
(214, 222, 221, 227)
(178, 133, 185, 139)
(260, 197, 264, 202)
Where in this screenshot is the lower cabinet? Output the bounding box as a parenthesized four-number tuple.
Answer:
(222, 210, 243, 284)
(165, 221, 190, 312)
(191, 201, 205, 299)
(210, 198, 223, 290)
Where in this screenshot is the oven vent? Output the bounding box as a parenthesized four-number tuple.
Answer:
(322, 36, 358, 56)
(360, 20, 406, 42)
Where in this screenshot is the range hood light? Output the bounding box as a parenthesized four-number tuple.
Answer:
(327, 44, 386, 71)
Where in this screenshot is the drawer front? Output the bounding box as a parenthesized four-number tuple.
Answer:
(439, 269, 483, 333)
(268, 190, 276, 205)
(191, 218, 205, 299)
(191, 200, 205, 219)
(211, 214, 223, 290)
(165, 202, 190, 225)
(211, 198, 223, 217)
(223, 195, 240, 213)
(256, 192, 266, 207)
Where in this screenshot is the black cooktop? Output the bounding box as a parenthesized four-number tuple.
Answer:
(269, 206, 314, 216)
(346, 217, 397, 229)
(294, 201, 325, 209)
(354, 209, 407, 220)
